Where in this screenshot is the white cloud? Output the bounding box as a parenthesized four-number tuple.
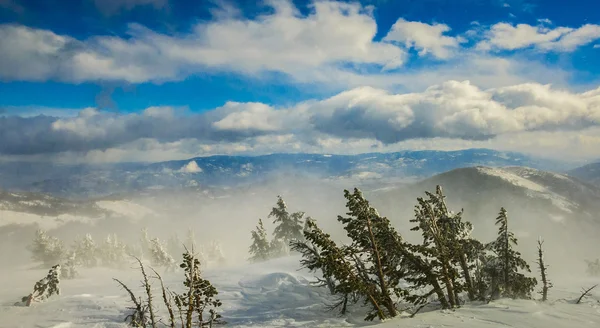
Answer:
(477, 22, 600, 52)
(383, 19, 465, 59)
(594, 44, 600, 49)
(0, 1, 405, 84)
(179, 161, 203, 173)
(3, 80, 600, 163)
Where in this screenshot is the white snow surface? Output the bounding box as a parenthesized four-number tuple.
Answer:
(476, 167, 576, 213)
(1, 256, 599, 328)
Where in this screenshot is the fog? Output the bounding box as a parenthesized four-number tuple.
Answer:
(1, 169, 598, 281)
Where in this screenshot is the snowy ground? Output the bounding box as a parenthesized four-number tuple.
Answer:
(1, 256, 599, 328)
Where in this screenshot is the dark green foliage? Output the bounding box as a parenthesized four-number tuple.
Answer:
(488, 208, 537, 299)
(270, 195, 306, 251)
(294, 184, 540, 321)
(115, 250, 223, 328)
(173, 250, 223, 327)
(17, 264, 61, 306)
(249, 219, 271, 262)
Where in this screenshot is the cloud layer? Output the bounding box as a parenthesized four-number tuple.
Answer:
(1, 0, 598, 89)
(2, 80, 599, 161)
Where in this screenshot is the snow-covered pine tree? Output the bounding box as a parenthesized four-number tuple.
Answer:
(185, 228, 197, 251)
(73, 233, 98, 267)
(536, 238, 552, 301)
(269, 196, 306, 255)
(61, 251, 79, 279)
(149, 237, 176, 271)
(206, 240, 226, 266)
(100, 234, 128, 268)
(249, 219, 271, 262)
(489, 207, 536, 299)
(17, 264, 61, 306)
(29, 229, 65, 268)
(140, 227, 152, 260)
(167, 234, 184, 260)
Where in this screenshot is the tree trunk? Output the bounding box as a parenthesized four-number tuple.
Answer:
(458, 252, 476, 301)
(366, 218, 397, 318)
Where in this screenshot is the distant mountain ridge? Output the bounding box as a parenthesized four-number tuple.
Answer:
(568, 162, 600, 187)
(0, 148, 571, 198)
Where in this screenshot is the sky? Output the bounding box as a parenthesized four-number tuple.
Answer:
(1, 0, 600, 164)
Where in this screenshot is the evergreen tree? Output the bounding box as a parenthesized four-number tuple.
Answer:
(206, 240, 225, 266)
(61, 251, 79, 279)
(185, 228, 197, 251)
(291, 219, 365, 316)
(168, 234, 184, 259)
(270, 196, 306, 254)
(17, 264, 61, 306)
(73, 233, 98, 267)
(99, 234, 128, 268)
(249, 219, 271, 262)
(149, 237, 176, 271)
(337, 188, 409, 320)
(173, 249, 223, 327)
(489, 207, 536, 299)
(28, 229, 65, 268)
(410, 187, 462, 307)
(585, 259, 600, 276)
(140, 227, 152, 260)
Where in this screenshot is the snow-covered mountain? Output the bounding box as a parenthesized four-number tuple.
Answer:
(0, 149, 569, 198)
(568, 161, 600, 187)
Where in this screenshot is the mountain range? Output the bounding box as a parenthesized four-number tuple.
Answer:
(0, 148, 577, 199)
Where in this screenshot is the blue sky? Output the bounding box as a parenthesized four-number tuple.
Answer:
(1, 0, 600, 163)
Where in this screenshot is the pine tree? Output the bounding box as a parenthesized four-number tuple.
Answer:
(249, 219, 271, 262)
(206, 240, 225, 266)
(536, 238, 552, 301)
(173, 249, 223, 327)
(168, 234, 184, 259)
(17, 264, 61, 306)
(148, 237, 176, 271)
(141, 227, 152, 260)
(489, 207, 536, 299)
(28, 229, 65, 268)
(291, 219, 364, 316)
(410, 187, 462, 307)
(61, 251, 79, 279)
(73, 233, 98, 267)
(99, 234, 128, 268)
(270, 196, 306, 254)
(585, 259, 600, 276)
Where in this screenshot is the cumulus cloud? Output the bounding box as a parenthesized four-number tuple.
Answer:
(0, 1, 405, 84)
(179, 161, 203, 173)
(383, 19, 465, 59)
(2, 81, 600, 161)
(477, 22, 600, 52)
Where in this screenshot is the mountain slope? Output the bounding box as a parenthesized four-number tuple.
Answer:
(568, 162, 600, 187)
(2, 148, 568, 198)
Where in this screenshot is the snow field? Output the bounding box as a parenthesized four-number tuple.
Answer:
(1, 256, 599, 328)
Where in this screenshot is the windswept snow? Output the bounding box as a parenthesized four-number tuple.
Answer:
(1, 256, 598, 328)
(0, 210, 94, 229)
(476, 167, 577, 213)
(95, 200, 156, 221)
